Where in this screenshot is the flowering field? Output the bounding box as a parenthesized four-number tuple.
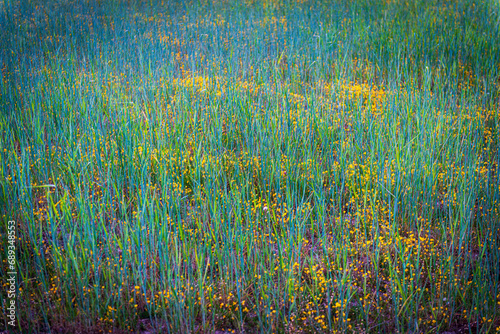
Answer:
(1, 0, 499, 333)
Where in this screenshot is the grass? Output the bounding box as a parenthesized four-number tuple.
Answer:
(0, 0, 499, 333)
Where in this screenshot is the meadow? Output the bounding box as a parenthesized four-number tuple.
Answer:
(0, 0, 499, 333)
